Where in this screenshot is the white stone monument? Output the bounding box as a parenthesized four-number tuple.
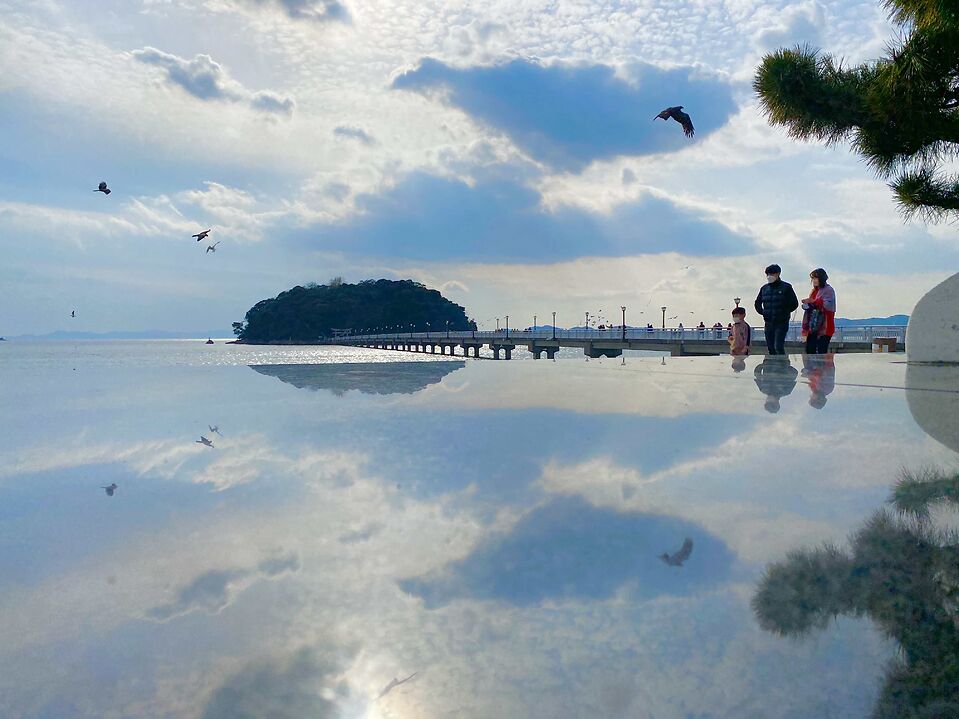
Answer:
(906, 272, 959, 363)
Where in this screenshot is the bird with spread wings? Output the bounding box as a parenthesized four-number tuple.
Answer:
(654, 106, 695, 138)
(659, 537, 694, 566)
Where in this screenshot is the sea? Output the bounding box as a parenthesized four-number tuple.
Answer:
(1, 339, 957, 718)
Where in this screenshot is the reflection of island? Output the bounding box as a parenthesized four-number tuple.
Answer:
(251, 361, 466, 396)
(753, 470, 959, 718)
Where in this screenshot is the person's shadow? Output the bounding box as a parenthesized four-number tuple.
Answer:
(801, 354, 836, 409)
(753, 356, 798, 413)
(752, 470, 959, 719)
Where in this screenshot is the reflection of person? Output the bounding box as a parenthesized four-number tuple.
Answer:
(801, 268, 837, 354)
(755, 264, 799, 355)
(731, 356, 747, 373)
(727, 307, 751, 355)
(801, 354, 836, 409)
(754, 356, 798, 413)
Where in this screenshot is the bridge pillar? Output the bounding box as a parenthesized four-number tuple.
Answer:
(546, 349, 557, 360)
(492, 346, 501, 360)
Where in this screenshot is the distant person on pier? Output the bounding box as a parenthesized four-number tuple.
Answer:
(728, 307, 751, 356)
(755, 264, 799, 355)
(801, 268, 836, 354)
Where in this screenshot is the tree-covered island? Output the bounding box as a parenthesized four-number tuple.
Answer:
(233, 278, 475, 343)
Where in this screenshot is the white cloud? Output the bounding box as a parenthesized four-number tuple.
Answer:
(133, 46, 296, 116)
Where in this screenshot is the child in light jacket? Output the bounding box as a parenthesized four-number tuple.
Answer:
(728, 307, 751, 355)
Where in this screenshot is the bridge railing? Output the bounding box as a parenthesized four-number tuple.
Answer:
(343, 325, 906, 344)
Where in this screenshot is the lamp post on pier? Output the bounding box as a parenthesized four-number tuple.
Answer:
(552, 311, 556, 340)
(446, 320, 450, 339)
(621, 306, 627, 342)
(426, 322, 430, 340)
(505, 315, 509, 340)
(534, 314, 537, 335)
(585, 311, 589, 333)
(661, 306, 667, 329)
(496, 318, 500, 332)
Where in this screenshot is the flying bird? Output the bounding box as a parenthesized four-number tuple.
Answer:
(206, 241, 220, 253)
(95, 181, 111, 195)
(208, 425, 221, 435)
(70, 310, 76, 318)
(193, 229, 211, 242)
(102, 483, 118, 496)
(378, 673, 417, 700)
(659, 537, 694, 566)
(196, 436, 214, 448)
(654, 106, 695, 138)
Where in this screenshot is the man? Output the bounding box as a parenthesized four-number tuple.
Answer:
(754, 264, 799, 355)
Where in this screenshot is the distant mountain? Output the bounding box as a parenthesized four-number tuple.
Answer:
(6, 330, 229, 341)
(834, 315, 909, 327)
(251, 362, 465, 396)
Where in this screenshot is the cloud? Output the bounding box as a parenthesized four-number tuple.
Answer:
(756, 1, 826, 50)
(132, 47, 295, 117)
(308, 166, 757, 261)
(234, 0, 351, 23)
(332, 126, 375, 145)
(145, 552, 300, 621)
(392, 58, 737, 171)
(201, 648, 347, 719)
(399, 497, 735, 608)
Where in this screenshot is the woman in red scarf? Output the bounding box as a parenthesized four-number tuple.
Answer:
(801, 268, 836, 354)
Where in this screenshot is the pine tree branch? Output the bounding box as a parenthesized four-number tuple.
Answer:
(892, 167, 959, 220)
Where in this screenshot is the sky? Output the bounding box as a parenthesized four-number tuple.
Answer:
(1, 0, 954, 336)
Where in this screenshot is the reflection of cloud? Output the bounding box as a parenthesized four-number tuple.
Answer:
(234, 0, 351, 24)
(339, 523, 384, 544)
(333, 126, 375, 145)
(400, 497, 734, 608)
(146, 552, 300, 622)
(201, 648, 347, 719)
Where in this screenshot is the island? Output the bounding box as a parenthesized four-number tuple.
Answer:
(233, 278, 475, 344)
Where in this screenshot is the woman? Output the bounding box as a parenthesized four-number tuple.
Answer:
(801, 268, 836, 354)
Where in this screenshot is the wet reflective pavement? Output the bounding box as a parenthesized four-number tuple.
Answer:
(0, 347, 956, 718)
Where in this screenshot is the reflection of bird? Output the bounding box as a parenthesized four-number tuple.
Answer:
(378, 673, 417, 699)
(102, 483, 117, 496)
(209, 425, 221, 435)
(654, 105, 695, 137)
(95, 181, 111, 195)
(196, 436, 214, 448)
(206, 241, 220, 253)
(193, 229, 211, 242)
(659, 537, 693, 566)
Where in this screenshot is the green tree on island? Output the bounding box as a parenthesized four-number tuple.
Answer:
(754, 0, 959, 220)
(235, 279, 475, 343)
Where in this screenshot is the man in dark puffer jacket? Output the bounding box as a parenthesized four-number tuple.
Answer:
(754, 264, 799, 355)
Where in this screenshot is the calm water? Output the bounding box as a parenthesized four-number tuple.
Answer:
(1, 341, 957, 718)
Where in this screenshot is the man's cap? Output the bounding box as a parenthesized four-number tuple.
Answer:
(765, 264, 782, 274)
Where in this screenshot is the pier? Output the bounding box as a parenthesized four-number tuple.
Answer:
(333, 326, 906, 359)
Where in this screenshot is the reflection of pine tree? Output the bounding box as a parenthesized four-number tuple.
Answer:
(752, 470, 959, 718)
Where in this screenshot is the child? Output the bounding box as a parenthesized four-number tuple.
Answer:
(728, 307, 751, 355)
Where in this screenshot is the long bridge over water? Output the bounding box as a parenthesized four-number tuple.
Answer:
(334, 326, 906, 359)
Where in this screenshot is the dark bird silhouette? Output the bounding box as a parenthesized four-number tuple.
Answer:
(206, 241, 220, 253)
(208, 425, 221, 435)
(659, 537, 693, 566)
(377, 672, 417, 699)
(654, 106, 695, 137)
(70, 310, 76, 318)
(193, 229, 211, 242)
(102, 483, 117, 496)
(196, 436, 214, 448)
(95, 181, 111, 195)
